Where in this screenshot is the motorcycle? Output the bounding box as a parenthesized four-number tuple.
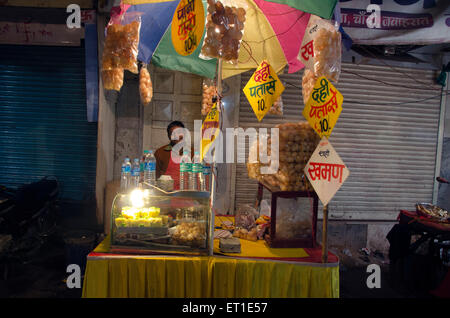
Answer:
(0, 178, 59, 280)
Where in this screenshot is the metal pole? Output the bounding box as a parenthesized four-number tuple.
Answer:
(322, 204, 329, 263)
(217, 58, 223, 97)
(432, 75, 448, 204)
(208, 58, 223, 256)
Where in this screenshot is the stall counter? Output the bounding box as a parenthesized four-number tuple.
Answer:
(82, 217, 339, 298)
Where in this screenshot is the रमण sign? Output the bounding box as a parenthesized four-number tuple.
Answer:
(304, 137, 349, 206)
(171, 0, 204, 56)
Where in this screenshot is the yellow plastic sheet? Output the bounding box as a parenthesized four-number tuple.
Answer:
(83, 237, 338, 298)
(214, 215, 308, 258)
(213, 239, 308, 258)
(222, 0, 287, 79)
(83, 255, 338, 298)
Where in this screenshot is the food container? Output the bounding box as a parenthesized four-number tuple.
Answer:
(110, 188, 212, 255)
(416, 203, 449, 222)
(158, 175, 174, 192)
(256, 181, 318, 248)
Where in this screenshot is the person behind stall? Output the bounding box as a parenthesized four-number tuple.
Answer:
(155, 121, 190, 190)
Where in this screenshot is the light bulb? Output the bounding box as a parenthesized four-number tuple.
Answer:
(130, 189, 144, 208)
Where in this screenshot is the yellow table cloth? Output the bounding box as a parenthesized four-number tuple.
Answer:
(82, 234, 339, 298)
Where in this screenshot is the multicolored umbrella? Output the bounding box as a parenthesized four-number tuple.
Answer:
(116, 0, 337, 78)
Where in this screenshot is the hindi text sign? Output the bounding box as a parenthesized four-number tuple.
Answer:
(201, 103, 220, 161)
(303, 76, 343, 138)
(304, 137, 349, 206)
(243, 61, 285, 122)
(297, 15, 320, 70)
(171, 0, 204, 56)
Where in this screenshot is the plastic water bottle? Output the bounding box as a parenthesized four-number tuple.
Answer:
(131, 158, 141, 188)
(140, 156, 145, 183)
(180, 150, 191, 190)
(120, 157, 131, 191)
(144, 150, 156, 185)
(202, 162, 211, 192)
(191, 151, 203, 191)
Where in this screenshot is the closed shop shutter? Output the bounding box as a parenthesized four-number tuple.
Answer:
(235, 62, 442, 220)
(0, 44, 98, 201)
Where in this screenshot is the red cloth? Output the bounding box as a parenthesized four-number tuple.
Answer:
(164, 155, 180, 190)
(430, 269, 450, 298)
(399, 210, 450, 232)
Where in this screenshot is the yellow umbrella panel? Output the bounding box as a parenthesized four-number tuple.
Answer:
(221, 0, 287, 79)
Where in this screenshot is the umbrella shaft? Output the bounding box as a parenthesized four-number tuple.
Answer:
(217, 58, 223, 96)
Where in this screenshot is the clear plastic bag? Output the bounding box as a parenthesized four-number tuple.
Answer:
(102, 68, 124, 91)
(313, 19, 341, 82)
(139, 64, 153, 105)
(202, 78, 217, 116)
(259, 200, 271, 217)
(247, 122, 319, 192)
(200, 0, 247, 65)
(301, 69, 317, 105)
(268, 96, 283, 116)
(233, 227, 258, 241)
(300, 15, 341, 83)
(235, 204, 258, 231)
(101, 12, 141, 74)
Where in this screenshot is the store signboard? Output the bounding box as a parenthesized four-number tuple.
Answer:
(339, 0, 450, 45)
(304, 137, 349, 206)
(0, 22, 83, 46)
(243, 60, 285, 122)
(201, 102, 220, 161)
(297, 16, 319, 70)
(0, 9, 94, 46)
(81, 9, 96, 24)
(171, 0, 204, 56)
(303, 76, 343, 138)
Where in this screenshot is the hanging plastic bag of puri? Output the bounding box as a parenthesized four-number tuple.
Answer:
(268, 96, 283, 116)
(247, 122, 319, 191)
(139, 63, 153, 105)
(102, 68, 124, 91)
(202, 78, 217, 116)
(300, 15, 341, 104)
(101, 12, 142, 91)
(200, 0, 247, 65)
(301, 69, 316, 105)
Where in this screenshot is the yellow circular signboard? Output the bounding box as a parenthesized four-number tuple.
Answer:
(171, 0, 204, 56)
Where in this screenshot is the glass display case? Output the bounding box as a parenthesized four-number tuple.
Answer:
(110, 186, 213, 255)
(256, 181, 318, 248)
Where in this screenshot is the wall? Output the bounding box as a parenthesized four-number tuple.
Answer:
(142, 65, 203, 153)
(95, 13, 118, 225)
(113, 72, 142, 180)
(437, 65, 450, 211)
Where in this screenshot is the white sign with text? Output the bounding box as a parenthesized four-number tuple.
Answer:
(304, 137, 349, 206)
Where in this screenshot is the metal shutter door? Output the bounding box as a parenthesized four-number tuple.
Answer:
(236, 62, 442, 221)
(0, 44, 98, 201)
(235, 70, 305, 208)
(329, 63, 441, 220)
